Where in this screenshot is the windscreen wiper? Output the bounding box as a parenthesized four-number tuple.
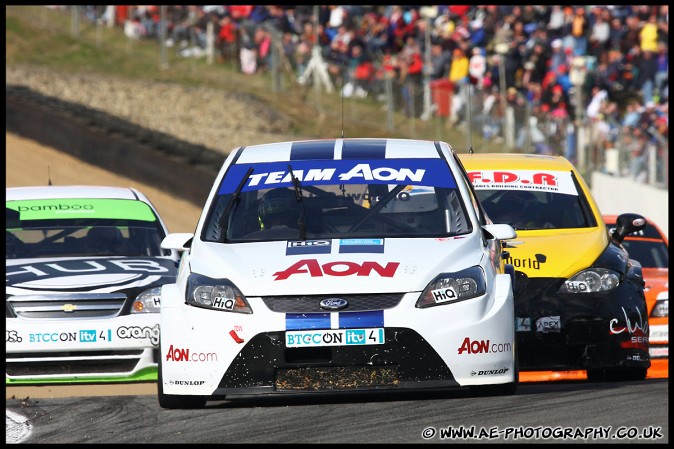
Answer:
(288, 164, 307, 240)
(218, 166, 254, 242)
(347, 184, 406, 233)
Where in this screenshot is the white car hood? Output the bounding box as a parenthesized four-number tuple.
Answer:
(190, 237, 484, 296)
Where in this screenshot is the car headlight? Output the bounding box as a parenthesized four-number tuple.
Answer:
(558, 268, 620, 293)
(416, 266, 486, 308)
(651, 298, 668, 318)
(186, 273, 252, 313)
(131, 287, 162, 313)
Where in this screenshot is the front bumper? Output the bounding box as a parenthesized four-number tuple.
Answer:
(6, 315, 160, 384)
(513, 276, 651, 371)
(160, 275, 517, 397)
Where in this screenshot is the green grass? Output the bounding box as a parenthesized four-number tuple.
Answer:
(6, 6, 506, 152)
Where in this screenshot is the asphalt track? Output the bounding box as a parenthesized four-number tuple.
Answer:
(5, 379, 669, 444)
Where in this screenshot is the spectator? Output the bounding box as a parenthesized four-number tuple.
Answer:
(429, 44, 451, 80)
(636, 50, 658, 105)
(570, 7, 589, 56)
(216, 15, 238, 64)
(654, 42, 668, 101)
(589, 7, 610, 58)
(399, 36, 424, 118)
(547, 5, 565, 40)
(639, 14, 659, 53)
(468, 47, 487, 88)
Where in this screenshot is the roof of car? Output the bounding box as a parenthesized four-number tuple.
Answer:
(6, 185, 147, 202)
(458, 153, 576, 171)
(235, 138, 444, 164)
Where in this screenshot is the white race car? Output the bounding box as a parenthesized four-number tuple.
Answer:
(6, 185, 179, 384)
(158, 138, 517, 408)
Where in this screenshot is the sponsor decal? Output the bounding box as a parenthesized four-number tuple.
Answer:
(536, 316, 561, 333)
(286, 240, 332, 255)
(649, 346, 668, 358)
(7, 198, 157, 221)
(117, 324, 160, 346)
(503, 254, 546, 270)
(168, 380, 206, 386)
(229, 329, 244, 344)
(273, 259, 399, 281)
(218, 159, 456, 193)
(79, 329, 114, 343)
(466, 170, 578, 195)
(457, 338, 512, 355)
(431, 286, 458, 303)
(6, 258, 174, 284)
(339, 238, 385, 254)
(28, 332, 75, 343)
(515, 317, 531, 332)
(23, 327, 154, 344)
(165, 344, 218, 362)
(6, 330, 23, 343)
(649, 324, 668, 343)
(610, 307, 648, 336)
(285, 328, 385, 347)
(470, 368, 510, 376)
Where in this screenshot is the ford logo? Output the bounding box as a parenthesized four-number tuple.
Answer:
(319, 298, 349, 310)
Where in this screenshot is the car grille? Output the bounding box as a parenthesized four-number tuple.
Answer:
(6, 349, 145, 376)
(262, 293, 404, 313)
(6, 293, 127, 319)
(275, 365, 400, 390)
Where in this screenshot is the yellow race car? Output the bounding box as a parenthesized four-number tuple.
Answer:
(458, 153, 650, 381)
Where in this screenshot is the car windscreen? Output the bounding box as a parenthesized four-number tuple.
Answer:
(467, 169, 596, 230)
(6, 198, 169, 258)
(202, 158, 472, 242)
(620, 240, 669, 269)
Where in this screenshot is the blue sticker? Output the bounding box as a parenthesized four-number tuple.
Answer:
(339, 310, 384, 329)
(286, 313, 331, 330)
(339, 238, 385, 253)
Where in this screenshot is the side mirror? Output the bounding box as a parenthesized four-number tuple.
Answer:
(161, 233, 194, 252)
(611, 213, 647, 244)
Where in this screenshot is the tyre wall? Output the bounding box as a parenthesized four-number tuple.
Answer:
(6, 85, 224, 206)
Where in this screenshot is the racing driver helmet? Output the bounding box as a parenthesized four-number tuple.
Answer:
(258, 188, 300, 230)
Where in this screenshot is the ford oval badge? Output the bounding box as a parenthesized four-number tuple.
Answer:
(319, 298, 349, 310)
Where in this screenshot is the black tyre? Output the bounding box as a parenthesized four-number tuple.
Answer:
(157, 346, 208, 409)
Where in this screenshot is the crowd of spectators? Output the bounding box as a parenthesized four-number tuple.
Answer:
(97, 5, 668, 182)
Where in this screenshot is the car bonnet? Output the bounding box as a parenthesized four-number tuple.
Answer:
(504, 227, 609, 279)
(6, 256, 177, 294)
(190, 236, 484, 296)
